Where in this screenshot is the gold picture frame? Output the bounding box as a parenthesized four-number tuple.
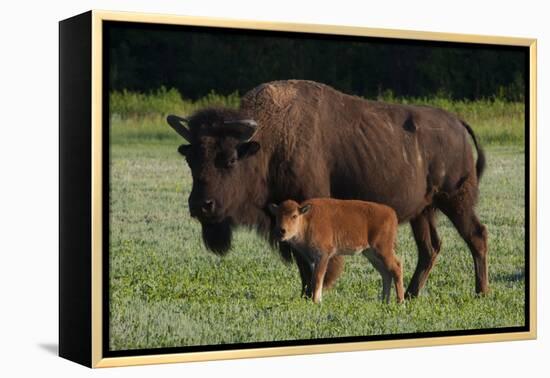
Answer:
(59, 9, 537, 368)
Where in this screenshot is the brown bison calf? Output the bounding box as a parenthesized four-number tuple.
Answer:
(269, 198, 404, 304)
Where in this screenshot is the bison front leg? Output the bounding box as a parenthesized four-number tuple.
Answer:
(406, 207, 442, 298)
(292, 249, 313, 298)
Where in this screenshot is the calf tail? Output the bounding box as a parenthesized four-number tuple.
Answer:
(461, 120, 486, 181)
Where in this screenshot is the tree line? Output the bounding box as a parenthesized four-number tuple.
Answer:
(108, 24, 526, 101)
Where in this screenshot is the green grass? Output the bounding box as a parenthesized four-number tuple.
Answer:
(110, 89, 525, 146)
(110, 87, 241, 119)
(108, 91, 526, 351)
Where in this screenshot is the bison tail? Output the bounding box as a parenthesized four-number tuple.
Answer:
(461, 120, 486, 181)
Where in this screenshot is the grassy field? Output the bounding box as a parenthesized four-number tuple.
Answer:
(108, 91, 526, 351)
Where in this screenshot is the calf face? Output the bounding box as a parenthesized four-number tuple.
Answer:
(268, 200, 311, 241)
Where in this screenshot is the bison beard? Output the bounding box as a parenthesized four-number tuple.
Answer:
(201, 220, 232, 256)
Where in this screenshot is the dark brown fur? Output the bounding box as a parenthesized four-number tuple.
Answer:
(270, 199, 404, 303)
(168, 80, 488, 298)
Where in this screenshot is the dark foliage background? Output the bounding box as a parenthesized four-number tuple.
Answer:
(107, 23, 526, 101)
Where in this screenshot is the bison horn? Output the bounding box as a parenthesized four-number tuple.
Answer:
(167, 115, 192, 142)
(223, 119, 258, 141)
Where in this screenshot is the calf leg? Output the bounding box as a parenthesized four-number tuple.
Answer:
(363, 249, 393, 303)
(406, 207, 442, 298)
(293, 186, 344, 295)
(293, 249, 344, 298)
(323, 255, 345, 290)
(372, 251, 405, 303)
(312, 254, 330, 304)
(388, 254, 405, 303)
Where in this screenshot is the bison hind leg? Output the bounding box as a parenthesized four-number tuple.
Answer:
(438, 196, 489, 295)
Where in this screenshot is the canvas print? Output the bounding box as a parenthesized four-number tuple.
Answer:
(106, 22, 528, 354)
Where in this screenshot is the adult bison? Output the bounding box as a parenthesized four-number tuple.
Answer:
(167, 80, 488, 298)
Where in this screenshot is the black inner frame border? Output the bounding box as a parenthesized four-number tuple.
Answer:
(101, 20, 531, 359)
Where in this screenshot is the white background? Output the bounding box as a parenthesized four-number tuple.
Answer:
(0, 0, 547, 376)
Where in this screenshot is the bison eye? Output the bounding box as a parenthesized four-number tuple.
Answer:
(226, 157, 237, 168)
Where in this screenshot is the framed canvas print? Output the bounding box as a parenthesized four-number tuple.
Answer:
(59, 10, 537, 368)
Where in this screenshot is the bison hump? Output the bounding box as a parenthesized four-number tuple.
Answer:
(242, 81, 300, 111)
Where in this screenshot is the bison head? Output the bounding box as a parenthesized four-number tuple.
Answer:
(167, 108, 262, 254)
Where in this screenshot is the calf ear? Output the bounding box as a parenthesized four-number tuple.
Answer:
(268, 203, 278, 215)
(299, 204, 312, 214)
(178, 144, 191, 156)
(237, 141, 260, 159)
